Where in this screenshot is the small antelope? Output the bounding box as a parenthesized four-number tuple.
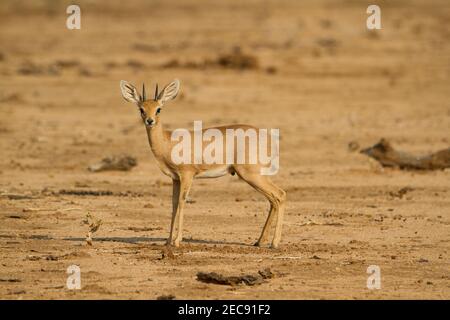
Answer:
(120, 79, 286, 248)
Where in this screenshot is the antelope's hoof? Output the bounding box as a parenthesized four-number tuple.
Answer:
(166, 240, 179, 247)
(173, 238, 182, 247)
(254, 240, 269, 247)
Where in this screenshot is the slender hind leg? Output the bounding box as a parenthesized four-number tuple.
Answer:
(271, 187, 286, 248)
(234, 168, 286, 248)
(255, 203, 276, 246)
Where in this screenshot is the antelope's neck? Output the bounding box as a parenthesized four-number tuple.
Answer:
(145, 122, 168, 159)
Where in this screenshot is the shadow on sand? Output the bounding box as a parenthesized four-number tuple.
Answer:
(62, 236, 250, 247)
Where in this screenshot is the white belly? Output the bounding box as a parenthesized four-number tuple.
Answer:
(195, 166, 230, 179)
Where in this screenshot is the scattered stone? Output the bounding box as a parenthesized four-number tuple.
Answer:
(22, 207, 46, 213)
(216, 47, 259, 70)
(7, 214, 28, 219)
(78, 67, 92, 77)
(8, 289, 26, 295)
(258, 268, 275, 279)
(317, 37, 339, 48)
(186, 197, 196, 204)
(55, 60, 80, 68)
(0, 93, 24, 104)
(127, 59, 145, 69)
(25, 255, 41, 261)
(160, 247, 175, 260)
(348, 141, 360, 152)
(127, 226, 162, 232)
(82, 284, 111, 294)
(161, 47, 259, 71)
(25, 254, 58, 261)
(389, 187, 414, 199)
(265, 66, 277, 74)
(0, 278, 21, 282)
(74, 181, 90, 188)
(17, 61, 60, 76)
(88, 155, 137, 172)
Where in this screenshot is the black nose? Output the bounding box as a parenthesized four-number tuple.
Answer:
(145, 118, 154, 126)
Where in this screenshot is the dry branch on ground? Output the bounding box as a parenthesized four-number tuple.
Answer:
(360, 139, 450, 170)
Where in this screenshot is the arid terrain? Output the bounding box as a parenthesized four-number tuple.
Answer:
(0, 0, 449, 299)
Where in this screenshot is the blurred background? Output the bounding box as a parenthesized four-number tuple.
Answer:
(0, 0, 449, 299)
(1, 0, 449, 170)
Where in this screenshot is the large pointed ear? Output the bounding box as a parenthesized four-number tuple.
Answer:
(157, 79, 180, 103)
(120, 80, 141, 104)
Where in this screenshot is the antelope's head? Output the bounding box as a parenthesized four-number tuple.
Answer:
(120, 79, 180, 128)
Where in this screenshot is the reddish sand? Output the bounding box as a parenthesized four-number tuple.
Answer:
(0, 0, 449, 299)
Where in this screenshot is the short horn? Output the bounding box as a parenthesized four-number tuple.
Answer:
(142, 83, 146, 101)
(154, 83, 159, 101)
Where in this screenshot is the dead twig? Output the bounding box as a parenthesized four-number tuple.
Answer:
(196, 268, 276, 286)
(360, 139, 450, 170)
(82, 212, 102, 246)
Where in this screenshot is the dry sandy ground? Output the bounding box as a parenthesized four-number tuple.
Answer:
(0, 0, 449, 299)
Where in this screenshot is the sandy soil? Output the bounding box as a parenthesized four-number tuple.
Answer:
(0, 0, 449, 299)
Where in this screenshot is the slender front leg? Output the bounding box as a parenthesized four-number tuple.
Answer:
(167, 179, 180, 246)
(173, 173, 193, 246)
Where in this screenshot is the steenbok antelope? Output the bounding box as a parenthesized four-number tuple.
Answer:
(120, 79, 286, 248)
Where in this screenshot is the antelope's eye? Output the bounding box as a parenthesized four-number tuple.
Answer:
(156, 108, 161, 115)
(139, 108, 145, 117)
